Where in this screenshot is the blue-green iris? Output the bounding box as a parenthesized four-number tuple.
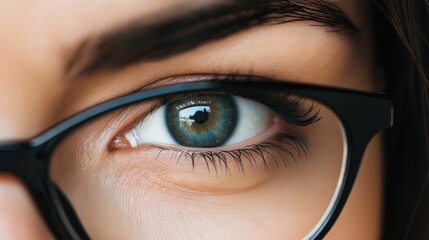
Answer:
(166, 94, 237, 148)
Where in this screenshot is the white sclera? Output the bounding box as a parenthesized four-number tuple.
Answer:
(223, 98, 270, 145)
(125, 97, 271, 148)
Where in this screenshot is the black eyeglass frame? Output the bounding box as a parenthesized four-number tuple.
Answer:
(0, 80, 393, 240)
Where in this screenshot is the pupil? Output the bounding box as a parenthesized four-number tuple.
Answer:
(189, 107, 210, 124)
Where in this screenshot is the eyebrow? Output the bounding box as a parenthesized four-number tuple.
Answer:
(67, 0, 357, 78)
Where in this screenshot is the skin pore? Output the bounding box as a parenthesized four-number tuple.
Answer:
(0, 0, 383, 239)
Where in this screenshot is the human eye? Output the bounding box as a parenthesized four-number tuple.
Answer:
(118, 95, 273, 148)
(109, 77, 321, 178)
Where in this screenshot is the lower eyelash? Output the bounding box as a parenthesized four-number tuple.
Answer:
(146, 133, 309, 175)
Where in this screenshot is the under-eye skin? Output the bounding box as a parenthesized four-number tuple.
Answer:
(110, 76, 322, 174)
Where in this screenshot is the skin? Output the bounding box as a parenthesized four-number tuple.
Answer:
(0, 0, 383, 239)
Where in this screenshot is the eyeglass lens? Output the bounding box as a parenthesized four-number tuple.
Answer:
(49, 91, 346, 239)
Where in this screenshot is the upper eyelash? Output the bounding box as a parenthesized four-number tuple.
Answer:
(158, 86, 321, 126)
(125, 85, 322, 145)
(130, 75, 322, 131)
(251, 93, 322, 126)
(145, 133, 309, 175)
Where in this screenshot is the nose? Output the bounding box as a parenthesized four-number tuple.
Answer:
(0, 175, 54, 240)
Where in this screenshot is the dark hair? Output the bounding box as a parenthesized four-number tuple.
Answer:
(373, 0, 429, 239)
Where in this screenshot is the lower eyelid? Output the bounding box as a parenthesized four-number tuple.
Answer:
(108, 128, 309, 194)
